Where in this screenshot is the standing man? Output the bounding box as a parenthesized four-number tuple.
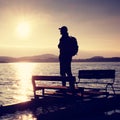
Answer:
(58, 26, 78, 86)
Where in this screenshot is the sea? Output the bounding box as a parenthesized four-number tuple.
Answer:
(0, 62, 120, 120)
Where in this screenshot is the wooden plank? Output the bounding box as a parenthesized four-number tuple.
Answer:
(77, 70, 116, 96)
(32, 76, 76, 97)
(78, 70, 115, 79)
(32, 76, 76, 81)
(35, 86, 68, 90)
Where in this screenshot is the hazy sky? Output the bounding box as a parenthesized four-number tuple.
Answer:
(0, 0, 120, 58)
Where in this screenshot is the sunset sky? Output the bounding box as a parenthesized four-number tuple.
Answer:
(0, 0, 120, 58)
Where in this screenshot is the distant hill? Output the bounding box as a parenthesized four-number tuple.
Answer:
(17, 54, 58, 62)
(0, 56, 17, 63)
(0, 54, 120, 63)
(74, 56, 120, 62)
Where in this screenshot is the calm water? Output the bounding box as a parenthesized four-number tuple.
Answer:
(0, 62, 120, 119)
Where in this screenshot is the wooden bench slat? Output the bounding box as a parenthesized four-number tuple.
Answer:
(32, 76, 76, 98)
(35, 86, 68, 90)
(32, 76, 75, 81)
(32, 70, 116, 98)
(78, 70, 115, 79)
(77, 69, 116, 96)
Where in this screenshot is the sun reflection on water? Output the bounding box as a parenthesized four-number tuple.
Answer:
(13, 62, 36, 103)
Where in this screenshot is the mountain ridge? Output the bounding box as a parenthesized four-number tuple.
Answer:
(0, 54, 120, 62)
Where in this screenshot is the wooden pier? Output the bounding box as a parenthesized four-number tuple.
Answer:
(0, 69, 120, 120)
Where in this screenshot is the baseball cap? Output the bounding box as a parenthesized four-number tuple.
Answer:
(59, 26, 68, 31)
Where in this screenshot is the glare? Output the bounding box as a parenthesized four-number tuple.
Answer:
(16, 21, 30, 38)
(13, 63, 35, 102)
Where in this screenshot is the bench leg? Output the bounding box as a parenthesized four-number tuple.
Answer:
(34, 90, 39, 99)
(42, 89, 45, 96)
(106, 84, 116, 95)
(111, 85, 116, 95)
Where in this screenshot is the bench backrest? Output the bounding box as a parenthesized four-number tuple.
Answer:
(78, 70, 115, 79)
(32, 76, 76, 81)
(32, 76, 76, 88)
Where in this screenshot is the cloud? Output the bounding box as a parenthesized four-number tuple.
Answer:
(1, 0, 120, 18)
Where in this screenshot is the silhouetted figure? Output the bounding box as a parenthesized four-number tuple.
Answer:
(58, 26, 78, 86)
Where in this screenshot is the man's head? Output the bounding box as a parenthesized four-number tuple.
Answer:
(59, 26, 68, 35)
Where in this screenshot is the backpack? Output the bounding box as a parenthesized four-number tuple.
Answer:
(69, 36, 79, 56)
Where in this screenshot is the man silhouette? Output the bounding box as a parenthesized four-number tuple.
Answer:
(58, 26, 73, 86)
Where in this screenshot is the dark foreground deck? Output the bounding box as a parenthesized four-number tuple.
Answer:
(0, 92, 120, 120)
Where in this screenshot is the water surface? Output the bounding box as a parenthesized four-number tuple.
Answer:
(0, 62, 120, 120)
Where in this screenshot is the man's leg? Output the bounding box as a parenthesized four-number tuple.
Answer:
(66, 57, 72, 76)
(60, 60, 66, 86)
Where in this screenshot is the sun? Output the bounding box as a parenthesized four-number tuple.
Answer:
(16, 21, 30, 38)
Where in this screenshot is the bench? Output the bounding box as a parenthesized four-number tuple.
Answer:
(76, 70, 116, 96)
(32, 76, 76, 98)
